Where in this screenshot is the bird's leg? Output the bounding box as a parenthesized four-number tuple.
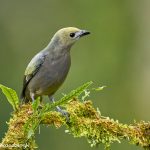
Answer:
(39, 96, 43, 103)
(49, 96, 61, 111)
(38, 96, 43, 109)
(30, 93, 35, 102)
(30, 93, 43, 110)
(48, 95, 69, 121)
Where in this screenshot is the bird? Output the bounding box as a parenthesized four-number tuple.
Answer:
(21, 27, 90, 106)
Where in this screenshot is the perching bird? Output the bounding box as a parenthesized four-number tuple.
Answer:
(21, 27, 90, 104)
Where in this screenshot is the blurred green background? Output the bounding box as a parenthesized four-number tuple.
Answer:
(0, 0, 150, 149)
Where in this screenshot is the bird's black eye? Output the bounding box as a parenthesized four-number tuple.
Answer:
(70, 33, 75, 38)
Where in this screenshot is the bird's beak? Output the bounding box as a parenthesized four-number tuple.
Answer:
(75, 30, 90, 38)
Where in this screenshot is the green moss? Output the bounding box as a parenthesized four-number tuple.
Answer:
(1, 99, 150, 150)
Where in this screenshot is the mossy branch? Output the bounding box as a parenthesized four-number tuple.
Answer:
(0, 83, 150, 150)
(1, 99, 150, 150)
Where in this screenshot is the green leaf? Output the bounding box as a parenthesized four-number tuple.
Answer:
(81, 89, 90, 101)
(24, 103, 50, 139)
(92, 85, 106, 91)
(0, 84, 19, 111)
(49, 81, 93, 109)
(32, 97, 40, 112)
(27, 129, 34, 139)
(38, 103, 50, 120)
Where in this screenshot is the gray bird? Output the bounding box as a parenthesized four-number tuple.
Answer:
(21, 27, 90, 104)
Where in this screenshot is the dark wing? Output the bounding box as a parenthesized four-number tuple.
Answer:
(20, 53, 46, 99)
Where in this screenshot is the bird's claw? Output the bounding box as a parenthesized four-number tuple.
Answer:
(49, 96, 70, 122)
(56, 106, 70, 122)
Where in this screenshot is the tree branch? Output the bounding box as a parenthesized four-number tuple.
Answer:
(1, 99, 150, 150)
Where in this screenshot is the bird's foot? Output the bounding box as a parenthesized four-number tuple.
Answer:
(49, 96, 70, 122)
(56, 106, 70, 122)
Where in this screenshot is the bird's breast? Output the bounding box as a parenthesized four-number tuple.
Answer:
(32, 52, 71, 95)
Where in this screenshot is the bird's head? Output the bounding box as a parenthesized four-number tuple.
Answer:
(51, 27, 90, 48)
